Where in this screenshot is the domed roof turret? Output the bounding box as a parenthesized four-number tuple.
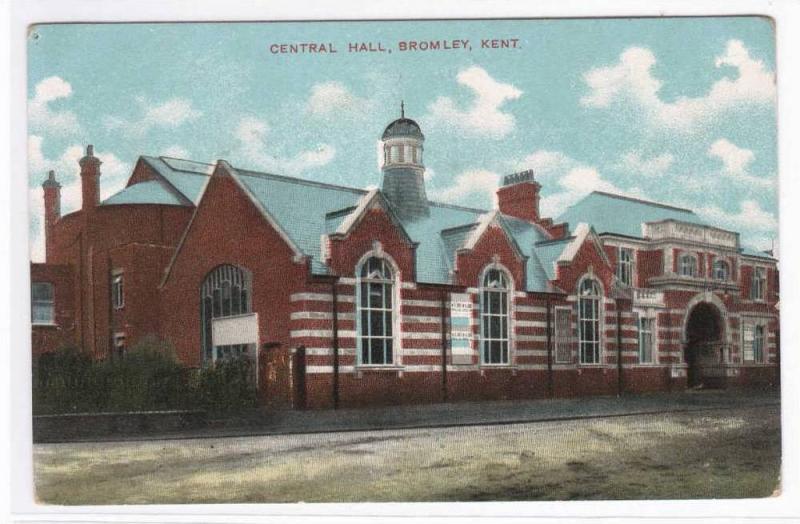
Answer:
(381, 102, 424, 140)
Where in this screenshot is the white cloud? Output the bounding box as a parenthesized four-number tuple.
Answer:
(430, 169, 501, 206)
(28, 136, 131, 261)
(234, 116, 336, 175)
(581, 40, 775, 132)
(104, 97, 202, 138)
(616, 151, 674, 177)
(425, 66, 522, 139)
(161, 145, 190, 158)
(515, 150, 640, 216)
(697, 199, 777, 233)
(707, 138, 774, 188)
(305, 81, 374, 119)
(28, 76, 81, 135)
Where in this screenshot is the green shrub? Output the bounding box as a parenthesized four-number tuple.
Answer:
(33, 337, 258, 415)
(194, 356, 258, 415)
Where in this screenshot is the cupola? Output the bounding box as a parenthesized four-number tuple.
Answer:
(380, 102, 429, 221)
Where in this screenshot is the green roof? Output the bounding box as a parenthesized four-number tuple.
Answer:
(557, 191, 705, 238)
(102, 180, 186, 206)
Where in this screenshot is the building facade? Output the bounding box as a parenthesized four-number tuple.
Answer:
(30, 114, 780, 409)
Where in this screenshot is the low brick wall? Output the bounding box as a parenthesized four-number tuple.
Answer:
(33, 410, 208, 443)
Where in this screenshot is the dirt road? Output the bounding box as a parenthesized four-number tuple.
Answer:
(34, 404, 780, 504)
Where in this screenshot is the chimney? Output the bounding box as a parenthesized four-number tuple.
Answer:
(497, 169, 541, 223)
(42, 170, 61, 262)
(79, 144, 102, 212)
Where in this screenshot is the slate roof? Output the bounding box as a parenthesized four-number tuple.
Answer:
(102, 179, 186, 206)
(106, 156, 776, 291)
(557, 191, 705, 238)
(382, 118, 424, 140)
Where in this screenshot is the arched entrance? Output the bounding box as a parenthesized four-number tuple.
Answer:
(684, 302, 725, 388)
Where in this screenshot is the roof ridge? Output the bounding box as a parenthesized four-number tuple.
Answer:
(589, 191, 695, 214)
(234, 168, 369, 195)
(427, 200, 487, 213)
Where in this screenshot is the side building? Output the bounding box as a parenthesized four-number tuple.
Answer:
(30, 113, 780, 409)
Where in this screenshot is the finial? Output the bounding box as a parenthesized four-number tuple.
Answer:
(401, 100, 405, 119)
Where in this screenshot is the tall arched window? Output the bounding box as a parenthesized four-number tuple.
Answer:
(578, 278, 602, 364)
(712, 259, 729, 281)
(481, 268, 510, 365)
(201, 265, 252, 363)
(679, 254, 697, 277)
(357, 256, 395, 365)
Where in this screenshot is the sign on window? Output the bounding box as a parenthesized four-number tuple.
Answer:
(742, 323, 754, 362)
(212, 312, 259, 347)
(450, 293, 473, 365)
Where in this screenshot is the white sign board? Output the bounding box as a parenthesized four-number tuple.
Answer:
(212, 312, 260, 347)
(450, 293, 473, 365)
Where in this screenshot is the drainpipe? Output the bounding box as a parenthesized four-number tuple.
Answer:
(616, 300, 623, 396)
(546, 295, 553, 397)
(331, 280, 340, 410)
(440, 290, 449, 402)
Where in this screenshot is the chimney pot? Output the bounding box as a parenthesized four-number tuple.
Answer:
(86, 144, 94, 156)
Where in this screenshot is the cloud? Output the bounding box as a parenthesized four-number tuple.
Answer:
(161, 145, 190, 158)
(581, 40, 775, 132)
(430, 169, 501, 207)
(616, 151, 674, 177)
(514, 150, 641, 216)
(28, 136, 131, 261)
(305, 81, 375, 119)
(425, 66, 522, 139)
(706, 138, 774, 189)
(28, 76, 81, 135)
(234, 116, 336, 175)
(697, 199, 777, 233)
(104, 97, 202, 138)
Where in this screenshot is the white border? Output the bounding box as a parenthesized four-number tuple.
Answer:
(5, 0, 800, 522)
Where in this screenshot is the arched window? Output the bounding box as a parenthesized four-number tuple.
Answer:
(201, 265, 252, 363)
(679, 254, 697, 277)
(357, 257, 395, 366)
(712, 259, 729, 281)
(578, 278, 602, 364)
(481, 268, 510, 365)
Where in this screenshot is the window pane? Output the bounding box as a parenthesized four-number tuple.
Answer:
(370, 311, 384, 336)
(370, 338, 383, 364)
(385, 339, 393, 364)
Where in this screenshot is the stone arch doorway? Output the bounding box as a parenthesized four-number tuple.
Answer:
(684, 302, 725, 388)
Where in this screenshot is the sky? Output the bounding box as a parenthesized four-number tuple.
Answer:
(27, 17, 778, 261)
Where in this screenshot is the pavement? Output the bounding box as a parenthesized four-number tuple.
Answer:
(72, 387, 780, 443)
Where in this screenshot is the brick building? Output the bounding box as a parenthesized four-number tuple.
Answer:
(30, 112, 780, 409)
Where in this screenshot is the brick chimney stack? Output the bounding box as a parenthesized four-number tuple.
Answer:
(79, 144, 102, 212)
(42, 170, 61, 262)
(497, 169, 541, 223)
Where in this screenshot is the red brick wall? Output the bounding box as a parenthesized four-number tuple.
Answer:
(158, 169, 304, 406)
(454, 224, 525, 288)
(637, 249, 663, 286)
(30, 263, 75, 355)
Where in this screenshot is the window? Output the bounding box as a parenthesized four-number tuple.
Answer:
(31, 282, 55, 325)
(554, 307, 572, 364)
(481, 268, 510, 365)
(679, 254, 697, 277)
(638, 315, 655, 364)
(403, 144, 412, 163)
(357, 257, 395, 366)
(712, 259, 729, 281)
(616, 247, 634, 286)
(753, 325, 765, 363)
(751, 267, 766, 300)
(201, 265, 252, 363)
(388, 145, 400, 163)
(578, 278, 602, 364)
(111, 272, 124, 309)
(113, 332, 126, 360)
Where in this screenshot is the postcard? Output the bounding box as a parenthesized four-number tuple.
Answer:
(20, 13, 782, 510)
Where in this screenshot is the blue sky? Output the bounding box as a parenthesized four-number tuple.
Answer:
(27, 17, 778, 261)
